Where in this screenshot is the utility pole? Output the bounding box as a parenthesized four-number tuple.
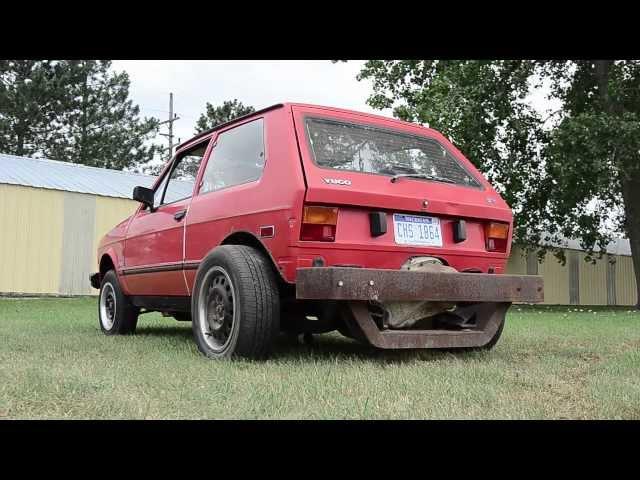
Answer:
(158, 92, 180, 159)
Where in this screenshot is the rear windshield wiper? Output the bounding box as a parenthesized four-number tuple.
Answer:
(390, 173, 456, 184)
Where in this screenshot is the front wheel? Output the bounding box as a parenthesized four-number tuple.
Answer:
(191, 245, 280, 359)
(98, 270, 139, 335)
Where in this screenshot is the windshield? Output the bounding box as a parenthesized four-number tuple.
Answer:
(305, 117, 481, 188)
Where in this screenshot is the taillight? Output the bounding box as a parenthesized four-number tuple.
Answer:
(485, 222, 509, 252)
(300, 206, 338, 242)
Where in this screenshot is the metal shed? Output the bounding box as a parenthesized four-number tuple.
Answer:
(0, 154, 154, 296)
(508, 239, 637, 306)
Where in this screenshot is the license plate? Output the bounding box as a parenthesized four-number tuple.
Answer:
(393, 213, 443, 247)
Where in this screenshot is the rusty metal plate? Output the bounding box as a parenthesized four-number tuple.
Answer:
(296, 267, 544, 303)
(346, 301, 509, 349)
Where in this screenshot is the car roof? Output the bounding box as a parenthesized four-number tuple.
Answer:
(176, 102, 438, 152)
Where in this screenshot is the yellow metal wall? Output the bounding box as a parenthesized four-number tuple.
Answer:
(577, 251, 608, 305)
(507, 246, 636, 306)
(615, 255, 638, 306)
(0, 184, 64, 294)
(506, 246, 527, 275)
(0, 184, 137, 296)
(537, 251, 571, 305)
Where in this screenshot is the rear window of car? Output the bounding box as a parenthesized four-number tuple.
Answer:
(305, 117, 481, 188)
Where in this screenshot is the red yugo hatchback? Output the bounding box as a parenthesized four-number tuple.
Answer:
(91, 103, 543, 359)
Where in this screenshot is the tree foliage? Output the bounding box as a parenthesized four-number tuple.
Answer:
(0, 60, 161, 170)
(44, 61, 161, 170)
(0, 60, 70, 157)
(357, 60, 640, 307)
(195, 99, 254, 134)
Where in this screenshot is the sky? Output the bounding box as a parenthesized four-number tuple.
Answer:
(112, 60, 391, 149)
(112, 60, 560, 151)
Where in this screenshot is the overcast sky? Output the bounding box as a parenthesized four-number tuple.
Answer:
(112, 60, 391, 148)
(112, 60, 559, 162)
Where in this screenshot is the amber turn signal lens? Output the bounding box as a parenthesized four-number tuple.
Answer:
(486, 222, 509, 240)
(302, 206, 338, 225)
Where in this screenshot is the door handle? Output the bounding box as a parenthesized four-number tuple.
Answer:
(174, 209, 187, 221)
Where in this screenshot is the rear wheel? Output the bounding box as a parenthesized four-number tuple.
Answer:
(475, 315, 505, 351)
(435, 304, 506, 352)
(98, 270, 139, 335)
(191, 245, 280, 359)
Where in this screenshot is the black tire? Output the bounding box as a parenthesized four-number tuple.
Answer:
(191, 245, 280, 359)
(172, 312, 192, 322)
(98, 270, 139, 335)
(336, 303, 369, 344)
(477, 315, 505, 350)
(450, 315, 505, 353)
(280, 300, 339, 334)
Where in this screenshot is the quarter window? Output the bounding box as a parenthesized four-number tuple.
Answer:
(153, 171, 170, 209)
(200, 118, 265, 194)
(163, 145, 207, 204)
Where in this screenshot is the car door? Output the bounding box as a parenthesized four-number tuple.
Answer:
(183, 118, 271, 292)
(123, 139, 212, 296)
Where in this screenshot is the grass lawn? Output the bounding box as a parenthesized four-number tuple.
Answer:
(1, 297, 639, 419)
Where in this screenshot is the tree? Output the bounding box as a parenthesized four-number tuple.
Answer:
(44, 61, 161, 170)
(1, 60, 161, 170)
(356, 60, 640, 307)
(195, 99, 254, 134)
(0, 60, 71, 157)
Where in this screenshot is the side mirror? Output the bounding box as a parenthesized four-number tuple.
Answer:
(133, 186, 154, 210)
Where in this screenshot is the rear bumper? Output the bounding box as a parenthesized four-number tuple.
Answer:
(296, 267, 542, 350)
(295, 267, 544, 303)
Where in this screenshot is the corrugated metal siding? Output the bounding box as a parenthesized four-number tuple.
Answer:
(506, 247, 637, 306)
(0, 183, 139, 295)
(606, 254, 617, 306)
(0, 153, 156, 199)
(537, 252, 571, 305)
(506, 246, 527, 274)
(0, 184, 64, 294)
(578, 251, 608, 305)
(59, 192, 97, 295)
(615, 256, 638, 306)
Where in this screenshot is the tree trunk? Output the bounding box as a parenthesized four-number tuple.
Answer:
(594, 60, 612, 108)
(594, 60, 640, 308)
(621, 175, 640, 309)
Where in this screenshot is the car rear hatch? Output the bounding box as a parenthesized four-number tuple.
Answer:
(290, 104, 514, 263)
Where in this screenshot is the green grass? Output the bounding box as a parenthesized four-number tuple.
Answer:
(1, 298, 639, 419)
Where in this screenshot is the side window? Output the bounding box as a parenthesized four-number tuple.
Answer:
(154, 142, 209, 208)
(163, 144, 207, 204)
(200, 118, 265, 194)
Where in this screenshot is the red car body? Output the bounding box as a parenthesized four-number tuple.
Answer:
(93, 102, 542, 357)
(99, 103, 512, 288)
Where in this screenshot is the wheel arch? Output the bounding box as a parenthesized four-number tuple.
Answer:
(219, 231, 288, 286)
(99, 253, 116, 276)
(97, 249, 124, 289)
